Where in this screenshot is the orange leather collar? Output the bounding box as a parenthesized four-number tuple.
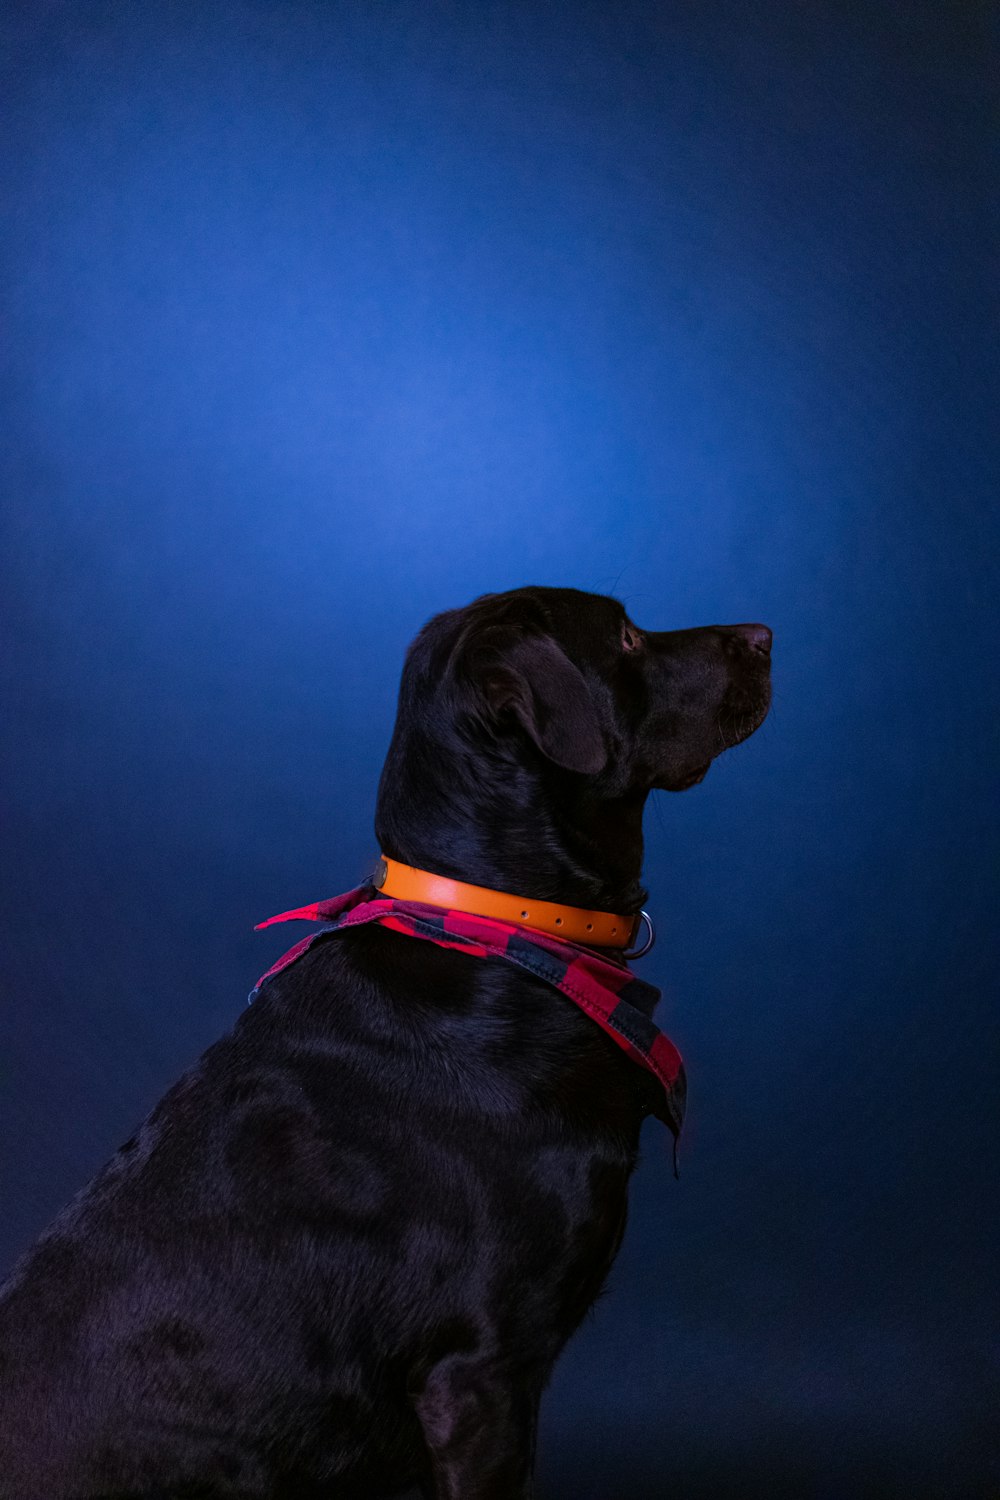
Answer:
(374, 855, 641, 949)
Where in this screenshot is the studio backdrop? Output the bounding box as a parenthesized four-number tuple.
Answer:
(1, 3, 996, 1495)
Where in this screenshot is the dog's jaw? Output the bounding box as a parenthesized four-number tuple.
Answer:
(660, 763, 711, 792)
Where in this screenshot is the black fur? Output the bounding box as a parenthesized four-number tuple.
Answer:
(0, 586, 771, 1499)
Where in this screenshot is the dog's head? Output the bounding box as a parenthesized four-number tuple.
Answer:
(375, 586, 771, 902)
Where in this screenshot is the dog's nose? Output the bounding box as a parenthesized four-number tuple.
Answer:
(730, 623, 772, 655)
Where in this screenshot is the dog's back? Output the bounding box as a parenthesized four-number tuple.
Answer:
(0, 922, 643, 1498)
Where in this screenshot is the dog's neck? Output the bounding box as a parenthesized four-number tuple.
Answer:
(375, 744, 649, 913)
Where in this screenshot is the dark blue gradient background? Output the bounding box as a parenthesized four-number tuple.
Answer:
(2, 4, 996, 1495)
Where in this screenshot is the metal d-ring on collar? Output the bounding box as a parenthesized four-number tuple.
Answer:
(622, 910, 655, 960)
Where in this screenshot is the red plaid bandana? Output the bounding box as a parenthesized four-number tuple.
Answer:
(250, 886, 686, 1168)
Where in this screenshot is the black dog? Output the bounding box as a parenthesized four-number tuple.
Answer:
(0, 586, 771, 1499)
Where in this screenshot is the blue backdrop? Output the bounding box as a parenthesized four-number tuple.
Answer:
(2, 3, 996, 1494)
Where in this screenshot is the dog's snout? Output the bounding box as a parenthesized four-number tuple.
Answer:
(729, 623, 772, 656)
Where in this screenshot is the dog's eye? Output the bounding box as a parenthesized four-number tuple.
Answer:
(621, 623, 641, 652)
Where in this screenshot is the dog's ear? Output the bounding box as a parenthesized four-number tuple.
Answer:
(477, 633, 607, 775)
